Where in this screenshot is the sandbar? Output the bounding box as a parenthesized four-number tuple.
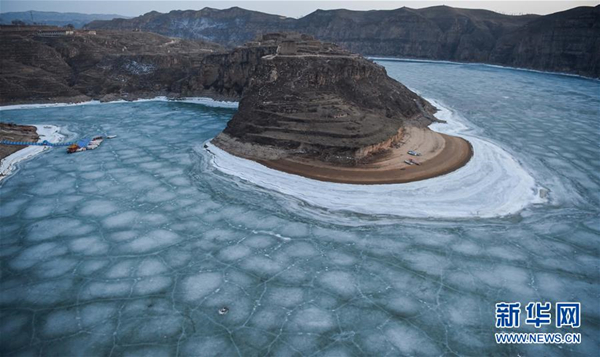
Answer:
(257, 127, 473, 184)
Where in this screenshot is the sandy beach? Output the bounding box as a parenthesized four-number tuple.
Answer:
(257, 127, 473, 184)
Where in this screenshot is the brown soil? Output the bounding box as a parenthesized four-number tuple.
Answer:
(257, 127, 473, 184)
(0, 123, 39, 160)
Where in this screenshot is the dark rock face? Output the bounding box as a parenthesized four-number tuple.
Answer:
(87, 5, 600, 77)
(175, 44, 278, 99)
(1, 28, 439, 167)
(295, 7, 536, 64)
(212, 34, 436, 164)
(489, 6, 600, 76)
(87, 7, 295, 47)
(0, 27, 224, 104)
(0, 27, 304, 105)
(0, 123, 39, 160)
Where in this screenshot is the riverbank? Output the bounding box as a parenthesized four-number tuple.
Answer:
(0, 96, 238, 111)
(204, 96, 544, 219)
(0, 125, 63, 182)
(257, 127, 473, 184)
(0, 123, 39, 160)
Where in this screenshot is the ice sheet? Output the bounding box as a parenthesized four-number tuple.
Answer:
(205, 100, 546, 219)
(0, 96, 238, 111)
(0, 60, 597, 357)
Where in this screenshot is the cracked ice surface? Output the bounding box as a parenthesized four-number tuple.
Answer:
(1, 62, 600, 356)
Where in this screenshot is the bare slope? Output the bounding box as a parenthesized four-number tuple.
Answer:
(86, 5, 600, 77)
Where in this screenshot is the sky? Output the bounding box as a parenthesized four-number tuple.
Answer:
(0, 0, 597, 18)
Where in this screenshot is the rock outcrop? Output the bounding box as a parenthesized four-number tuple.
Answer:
(0, 26, 286, 104)
(0, 29, 472, 182)
(212, 34, 438, 165)
(0, 123, 39, 160)
(0, 27, 224, 104)
(489, 5, 600, 76)
(87, 8, 294, 48)
(87, 5, 600, 78)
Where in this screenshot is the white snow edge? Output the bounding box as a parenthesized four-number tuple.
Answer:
(0, 96, 239, 111)
(0, 125, 64, 182)
(205, 99, 547, 220)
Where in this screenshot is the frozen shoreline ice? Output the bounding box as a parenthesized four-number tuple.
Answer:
(370, 56, 600, 82)
(0, 96, 239, 111)
(0, 125, 64, 182)
(205, 100, 546, 219)
(0, 61, 597, 355)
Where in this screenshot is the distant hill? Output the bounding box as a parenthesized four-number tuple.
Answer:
(0, 11, 128, 28)
(490, 5, 600, 77)
(87, 5, 600, 77)
(0, 28, 224, 104)
(87, 7, 294, 47)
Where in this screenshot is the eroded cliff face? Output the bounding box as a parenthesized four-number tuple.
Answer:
(0, 27, 284, 104)
(294, 7, 535, 64)
(86, 5, 600, 78)
(174, 44, 277, 99)
(1, 28, 444, 167)
(212, 34, 437, 165)
(489, 6, 600, 77)
(0, 28, 224, 104)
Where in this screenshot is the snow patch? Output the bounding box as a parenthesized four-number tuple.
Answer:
(204, 99, 545, 221)
(0, 125, 63, 182)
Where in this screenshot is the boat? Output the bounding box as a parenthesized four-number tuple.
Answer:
(106, 135, 117, 139)
(404, 160, 414, 165)
(408, 150, 421, 156)
(67, 136, 106, 153)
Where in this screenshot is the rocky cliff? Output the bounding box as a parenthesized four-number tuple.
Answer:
(489, 6, 600, 76)
(294, 6, 537, 64)
(1, 29, 470, 180)
(87, 5, 600, 78)
(0, 27, 224, 104)
(212, 34, 438, 165)
(87, 8, 294, 47)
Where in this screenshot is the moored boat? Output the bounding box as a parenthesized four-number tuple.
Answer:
(67, 136, 106, 153)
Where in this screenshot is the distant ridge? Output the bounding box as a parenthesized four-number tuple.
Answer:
(0, 10, 128, 28)
(87, 5, 600, 77)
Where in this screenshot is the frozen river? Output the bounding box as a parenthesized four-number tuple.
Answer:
(0, 61, 599, 356)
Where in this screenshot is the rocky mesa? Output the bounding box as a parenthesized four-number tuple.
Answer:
(211, 34, 473, 184)
(0, 28, 473, 184)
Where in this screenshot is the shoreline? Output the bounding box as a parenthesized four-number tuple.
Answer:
(369, 57, 600, 82)
(203, 98, 544, 219)
(0, 96, 237, 182)
(0, 125, 63, 182)
(255, 128, 473, 184)
(0, 96, 239, 111)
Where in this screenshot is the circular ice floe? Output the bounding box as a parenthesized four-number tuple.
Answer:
(204, 100, 545, 220)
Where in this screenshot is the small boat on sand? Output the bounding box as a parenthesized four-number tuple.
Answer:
(408, 150, 421, 156)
